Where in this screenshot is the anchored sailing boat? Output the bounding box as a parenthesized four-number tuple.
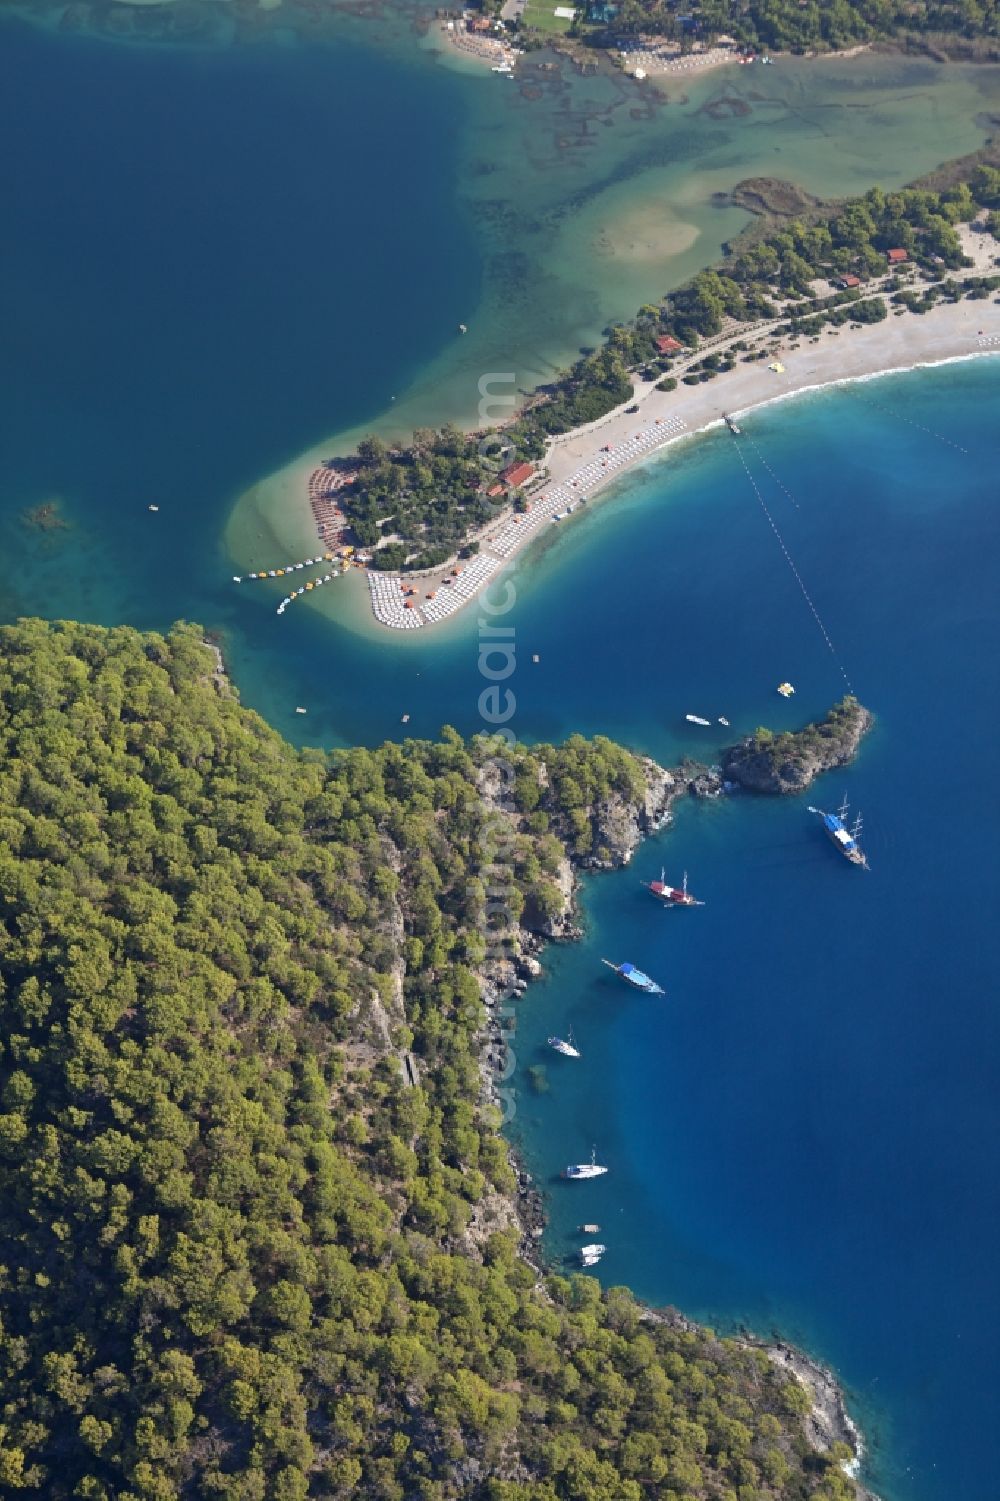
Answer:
(548, 1029, 580, 1058)
(644, 868, 704, 908)
(563, 1147, 608, 1180)
(808, 795, 869, 869)
(601, 959, 664, 995)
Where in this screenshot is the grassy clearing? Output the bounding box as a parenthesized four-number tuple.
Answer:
(523, 1, 576, 34)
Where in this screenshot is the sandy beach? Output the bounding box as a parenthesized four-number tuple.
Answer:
(361, 282, 998, 630)
(237, 289, 999, 634)
(225, 220, 999, 633)
(623, 41, 742, 81)
(436, 18, 521, 72)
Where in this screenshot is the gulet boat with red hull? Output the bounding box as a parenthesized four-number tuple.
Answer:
(644, 869, 704, 908)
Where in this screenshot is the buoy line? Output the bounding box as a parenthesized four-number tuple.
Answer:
(843, 387, 969, 455)
(273, 573, 340, 615)
(732, 441, 855, 695)
(229, 551, 350, 617)
(742, 432, 801, 510)
(235, 552, 337, 583)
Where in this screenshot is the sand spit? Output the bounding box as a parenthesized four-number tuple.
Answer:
(359, 290, 998, 629)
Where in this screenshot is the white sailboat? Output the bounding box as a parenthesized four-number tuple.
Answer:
(548, 1028, 580, 1059)
(563, 1147, 608, 1180)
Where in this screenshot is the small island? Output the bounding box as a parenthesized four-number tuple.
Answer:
(722, 695, 874, 794)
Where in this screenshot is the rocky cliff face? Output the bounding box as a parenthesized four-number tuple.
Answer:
(579, 756, 684, 869)
(722, 696, 873, 794)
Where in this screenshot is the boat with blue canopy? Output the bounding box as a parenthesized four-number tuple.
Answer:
(601, 958, 664, 994)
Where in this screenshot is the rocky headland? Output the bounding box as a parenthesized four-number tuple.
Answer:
(722, 695, 873, 794)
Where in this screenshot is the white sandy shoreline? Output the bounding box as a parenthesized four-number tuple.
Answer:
(357, 291, 998, 629)
(224, 231, 999, 636)
(729, 346, 1000, 419)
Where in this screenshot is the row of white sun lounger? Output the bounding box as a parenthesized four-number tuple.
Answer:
(367, 413, 688, 627)
(420, 554, 504, 624)
(367, 572, 424, 629)
(490, 415, 687, 558)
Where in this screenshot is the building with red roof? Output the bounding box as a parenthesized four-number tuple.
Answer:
(500, 461, 534, 488)
(886, 248, 908, 264)
(656, 335, 684, 355)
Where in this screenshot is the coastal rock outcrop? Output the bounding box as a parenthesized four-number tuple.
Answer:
(523, 852, 579, 938)
(573, 755, 684, 869)
(722, 695, 873, 794)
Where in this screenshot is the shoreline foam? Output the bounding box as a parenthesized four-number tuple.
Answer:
(729, 346, 1000, 420)
(223, 295, 999, 639)
(360, 296, 999, 629)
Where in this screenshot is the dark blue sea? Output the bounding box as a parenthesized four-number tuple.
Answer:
(500, 374, 1000, 1501)
(0, 22, 479, 629)
(2, 20, 1000, 1501)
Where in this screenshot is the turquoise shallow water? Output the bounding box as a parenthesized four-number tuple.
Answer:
(3, 18, 1000, 1501)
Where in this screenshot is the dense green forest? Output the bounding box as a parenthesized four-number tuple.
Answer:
(566, 0, 999, 56)
(0, 619, 861, 1500)
(341, 169, 997, 563)
(341, 350, 632, 572)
